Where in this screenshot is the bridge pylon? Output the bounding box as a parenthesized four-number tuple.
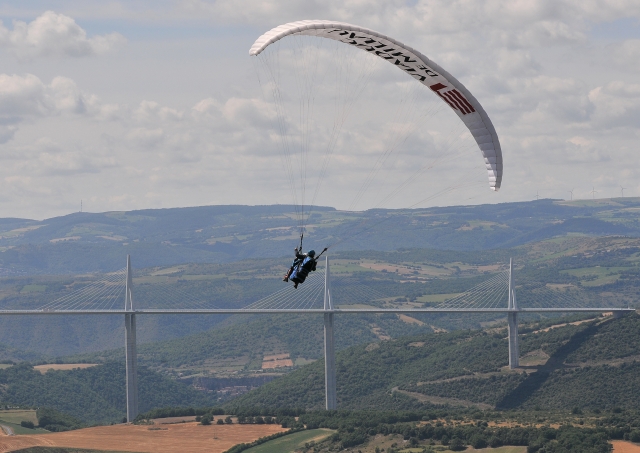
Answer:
(507, 258, 519, 369)
(324, 256, 337, 410)
(124, 255, 139, 422)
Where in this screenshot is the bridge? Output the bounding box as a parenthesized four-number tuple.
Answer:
(1, 256, 633, 422)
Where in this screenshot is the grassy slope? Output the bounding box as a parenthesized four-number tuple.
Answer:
(243, 429, 334, 453)
(0, 419, 49, 434)
(226, 313, 640, 412)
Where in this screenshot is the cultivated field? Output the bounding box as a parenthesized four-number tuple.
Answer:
(243, 429, 333, 452)
(612, 440, 640, 453)
(0, 421, 286, 453)
(261, 353, 293, 369)
(33, 364, 98, 374)
(0, 411, 38, 425)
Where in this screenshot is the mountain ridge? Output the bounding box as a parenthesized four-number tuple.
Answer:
(1, 198, 640, 274)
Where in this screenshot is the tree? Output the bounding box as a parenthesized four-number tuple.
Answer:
(200, 415, 211, 425)
(471, 434, 487, 449)
(449, 437, 466, 451)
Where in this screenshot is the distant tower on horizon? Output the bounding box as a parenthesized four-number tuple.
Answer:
(621, 186, 627, 198)
(568, 189, 574, 201)
(591, 187, 597, 200)
(80, 200, 82, 213)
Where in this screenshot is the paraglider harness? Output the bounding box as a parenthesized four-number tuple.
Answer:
(282, 234, 328, 288)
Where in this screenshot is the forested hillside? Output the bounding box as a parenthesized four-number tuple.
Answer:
(226, 312, 640, 412)
(0, 363, 214, 424)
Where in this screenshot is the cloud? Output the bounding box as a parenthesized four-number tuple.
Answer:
(0, 11, 125, 60)
(0, 2, 639, 218)
(126, 127, 165, 149)
(0, 73, 126, 144)
(133, 101, 183, 123)
(588, 81, 640, 128)
(0, 73, 50, 116)
(612, 39, 640, 70)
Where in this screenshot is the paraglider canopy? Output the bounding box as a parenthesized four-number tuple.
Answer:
(250, 20, 502, 190)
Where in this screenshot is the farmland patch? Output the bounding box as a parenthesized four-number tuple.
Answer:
(0, 421, 286, 453)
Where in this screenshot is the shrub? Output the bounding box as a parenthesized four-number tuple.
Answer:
(225, 416, 233, 424)
(630, 430, 640, 443)
(217, 419, 224, 425)
(20, 421, 34, 429)
(200, 415, 212, 425)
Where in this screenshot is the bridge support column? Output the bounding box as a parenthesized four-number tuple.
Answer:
(508, 312, 519, 369)
(125, 313, 138, 421)
(324, 313, 336, 410)
(124, 255, 139, 422)
(323, 257, 337, 410)
(507, 258, 519, 369)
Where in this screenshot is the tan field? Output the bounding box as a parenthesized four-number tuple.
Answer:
(612, 440, 640, 452)
(33, 364, 98, 374)
(0, 421, 286, 453)
(262, 354, 290, 361)
(262, 353, 293, 369)
(261, 359, 293, 369)
(397, 314, 424, 325)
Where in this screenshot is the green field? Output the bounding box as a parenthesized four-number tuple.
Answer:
(20, 285, 47, 293)
(560, 266, 629, 286)
(0, 419, 49, 435)
(243, 429, 334, 453)
(417, 293, 461, 303)
(0, 409, 38, 424)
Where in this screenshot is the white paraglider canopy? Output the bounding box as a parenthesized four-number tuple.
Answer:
(250, 20, 503, 191)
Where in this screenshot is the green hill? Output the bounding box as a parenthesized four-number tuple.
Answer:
(1, 198, 640, 275)
(0, 362, 214, 424)
(225, 312, 640, 412)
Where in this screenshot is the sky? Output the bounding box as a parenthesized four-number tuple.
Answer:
(0, 1, 639, 220)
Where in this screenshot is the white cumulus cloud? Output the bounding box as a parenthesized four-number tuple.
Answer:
(0, 11, 126, 60)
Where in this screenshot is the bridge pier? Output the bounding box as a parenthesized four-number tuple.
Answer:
(612, 310, 627, 319)
(124, 256, 139, 422)
(508, 259, 519, 369)
(125, 313, 138, 421)
(324, 257, 337, 410)
(508, 312, 519, 368)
